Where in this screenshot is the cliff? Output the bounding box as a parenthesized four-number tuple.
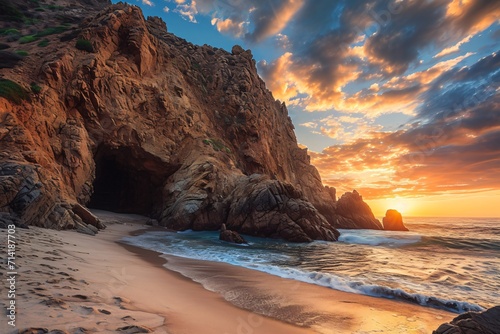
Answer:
(0, 0, 383, 241)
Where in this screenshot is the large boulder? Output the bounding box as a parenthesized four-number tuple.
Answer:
(433, 306, 500, 334)
(72, 203, 106, 230)
(226, 175, 339, 242)
(383, 209, 409, 231)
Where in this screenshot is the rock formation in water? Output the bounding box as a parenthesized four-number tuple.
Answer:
(382, 209, 409, 231)
(219, 223, 247, 244)
(433, 306, 500, 334)
(0, 0, 384, 241)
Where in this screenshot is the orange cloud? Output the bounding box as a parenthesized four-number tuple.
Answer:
(307, 100, 500, 201)
(211, 18, 247, 37)
(250, 0, 304, 41)
(258, 0, 496, 116)
(435, 35, 474, 58)
(259, 51, 360, 112)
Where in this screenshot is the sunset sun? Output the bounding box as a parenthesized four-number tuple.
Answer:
(389, 198, 411, 216)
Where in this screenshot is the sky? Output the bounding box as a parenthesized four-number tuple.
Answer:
(122, 0, 499, 217)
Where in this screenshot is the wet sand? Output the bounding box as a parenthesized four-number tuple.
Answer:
(1, 211, 455, 333)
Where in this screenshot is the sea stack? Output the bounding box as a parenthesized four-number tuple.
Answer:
(383, 209, 409, 231)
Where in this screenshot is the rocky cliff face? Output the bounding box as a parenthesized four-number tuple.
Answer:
(0, 0, 383, 241)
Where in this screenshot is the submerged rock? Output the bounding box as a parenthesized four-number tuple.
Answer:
(219, 224, 247, 244)
(383, 209, 409, 231)
(433, 306, 500, 334)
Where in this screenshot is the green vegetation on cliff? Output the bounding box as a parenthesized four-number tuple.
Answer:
(75, 39, 94, 52)
(203, 138, 232, 153)
(0, 79, 29, 104)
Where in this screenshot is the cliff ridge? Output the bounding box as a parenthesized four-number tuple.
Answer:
(0, 0, 382, 241)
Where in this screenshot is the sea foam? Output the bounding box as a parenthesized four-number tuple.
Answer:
(337, 229, 421, 246)
(122, 230, 485, 313)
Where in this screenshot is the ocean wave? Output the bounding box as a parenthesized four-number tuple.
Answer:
(242, 265, 484, 313)
(122, 231, 484, 313)
(337, 229, 422, 246)
(418, 236, 500, 251)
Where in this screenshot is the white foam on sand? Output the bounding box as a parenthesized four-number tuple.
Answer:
(122, 231, 483, 313)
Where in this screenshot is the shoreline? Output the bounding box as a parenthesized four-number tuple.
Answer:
(123, 244, 456, 334)
(2, 211, 456, 333)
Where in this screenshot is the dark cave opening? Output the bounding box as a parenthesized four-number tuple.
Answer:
(88, 146, 165, 216)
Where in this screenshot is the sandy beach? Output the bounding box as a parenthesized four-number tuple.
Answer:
(1, 211, 455, 334)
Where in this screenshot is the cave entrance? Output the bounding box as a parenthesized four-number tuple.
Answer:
(88, 146, 166, 217)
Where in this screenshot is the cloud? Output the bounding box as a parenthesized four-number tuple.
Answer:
(211, 17, 246, 37)
(300, 121, 316, 129)
(434, 34, 474, 58)
(167, 0, 303, 39)
(156, 0, 500, 200)
(257, 0, 499, 114)
(308, 52, 500, 199)
(141, 0, 155, 6)
(275, 33, 291, 49)
(174, 0, 198, 23)
(163, 6, 170, 13)
(245, 0, 304, 42)
(445, 0, 500, 36)
(363, 0, 450, 76)
(258, 52, 301, 103)
(305, 115, 384, 141)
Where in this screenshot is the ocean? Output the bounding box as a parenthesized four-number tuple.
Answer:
(122, 217, 500, 313)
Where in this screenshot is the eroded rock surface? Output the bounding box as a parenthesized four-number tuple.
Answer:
(433, 306, 500, 334)
(219, 223, 247, 244)
(0, 0, 384, 241)
(334, 190, 383, 230)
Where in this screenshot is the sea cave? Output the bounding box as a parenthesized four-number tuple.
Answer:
(88, 146, 165, 216)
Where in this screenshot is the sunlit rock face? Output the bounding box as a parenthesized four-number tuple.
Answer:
(382, 209, 409, 231)
(0, 1, 382, 240)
